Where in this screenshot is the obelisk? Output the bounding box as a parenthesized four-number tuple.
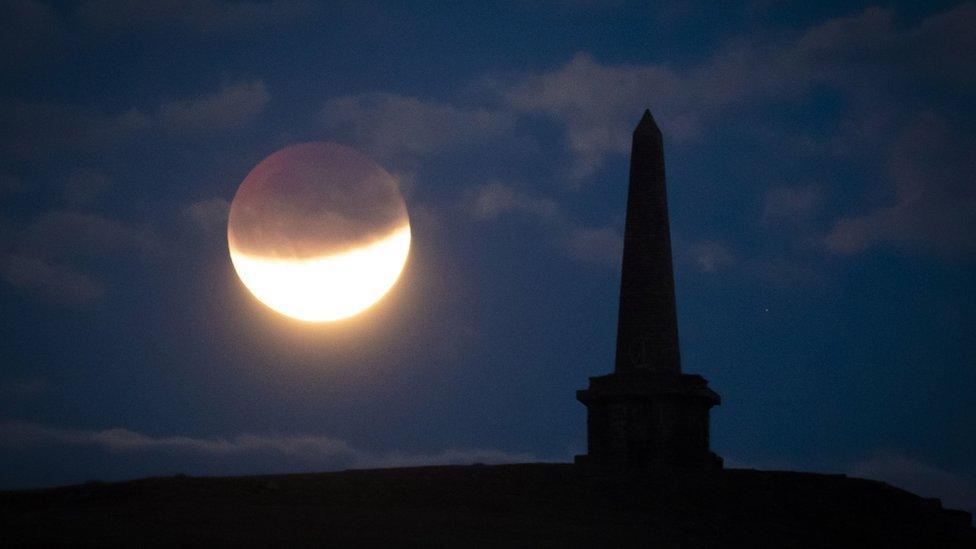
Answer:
(615, 110, 681, 374)
(576, 109, 721, 470)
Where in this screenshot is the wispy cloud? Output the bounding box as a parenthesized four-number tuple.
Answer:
(461, 181, 621, 267)
(0, 81, 270, 158)
(491, 4, 976, 259)
(0, 211, 159, 305)
(155, 81, 271, 135)
(0, 253, 105, 304)
(463, 181, 562, 222)
(822, 112, 976, 258)
(0, 421, 540, 473)
(320, 93, 515, 165)
(307, 4, 974, 264)
(501, 53, 692, 178)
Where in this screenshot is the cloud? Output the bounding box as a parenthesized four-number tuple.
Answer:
(527, 4, 976, 258)
(498, 45, 807, 178)
(307, 4, 975, 262)
(461, 181, 621, 266)
(0, 421, 538, 473)
(320, 93, 515, 163)
(851, 453, 976, 517)
(77, 0, 316, 33)
(0, 81, 269, 158)
(822, 112, 976, 258)
(791, 4, 976, 90)
(12, 211, 158, 258)
(502, 53, 688, 178)
(156, 81, 270, 134)
(0, 254, 104, 304)
(677, 238, 823, 286)
(0, 211, 158, 304)
(496, 4, 976, 181)
(464, 181, 561, 222)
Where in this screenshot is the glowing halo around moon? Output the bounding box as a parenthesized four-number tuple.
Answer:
(227, 142, 411, 322)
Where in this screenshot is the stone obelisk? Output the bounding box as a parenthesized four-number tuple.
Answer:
(615, 109, 681, 375)
(576, 109, 721, 470)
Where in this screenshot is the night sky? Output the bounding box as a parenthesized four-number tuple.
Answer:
(1, 0, 974, 513)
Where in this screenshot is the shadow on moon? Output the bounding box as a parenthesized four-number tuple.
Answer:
(228, 142, 411, 322)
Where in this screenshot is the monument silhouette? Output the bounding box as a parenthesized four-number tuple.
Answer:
(577, 109, 722, 470)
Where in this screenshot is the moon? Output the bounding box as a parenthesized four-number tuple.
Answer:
(227, 142, 411, 322)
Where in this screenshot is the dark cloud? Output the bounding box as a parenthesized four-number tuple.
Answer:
(0, 253, 104, 305)
(13, 211, 157, 259)
(0, 211, 158, 304)
(0, 81, 269, 158)
(823, 113, 976, 258)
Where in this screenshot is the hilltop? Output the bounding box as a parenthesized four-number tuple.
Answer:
(2, 464, 973, 546)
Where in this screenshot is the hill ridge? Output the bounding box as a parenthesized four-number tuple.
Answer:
(2, 463, 974, 546)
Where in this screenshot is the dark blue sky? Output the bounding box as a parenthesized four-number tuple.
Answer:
(1, 0, 974, 513)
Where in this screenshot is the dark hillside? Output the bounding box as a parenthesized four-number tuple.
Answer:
(2, 464, 973, 547)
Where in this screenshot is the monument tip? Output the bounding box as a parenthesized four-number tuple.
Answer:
(634, 108, 660, 135)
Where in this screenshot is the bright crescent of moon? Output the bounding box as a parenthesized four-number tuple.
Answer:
(229, 224, 411, 322)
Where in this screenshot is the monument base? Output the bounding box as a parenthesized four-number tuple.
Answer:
(576, 371, 721, 470)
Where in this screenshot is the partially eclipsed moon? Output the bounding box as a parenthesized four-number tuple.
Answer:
(228, 142, 410, 322)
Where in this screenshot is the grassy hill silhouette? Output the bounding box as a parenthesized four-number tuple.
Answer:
(3, 464, 973, 546)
